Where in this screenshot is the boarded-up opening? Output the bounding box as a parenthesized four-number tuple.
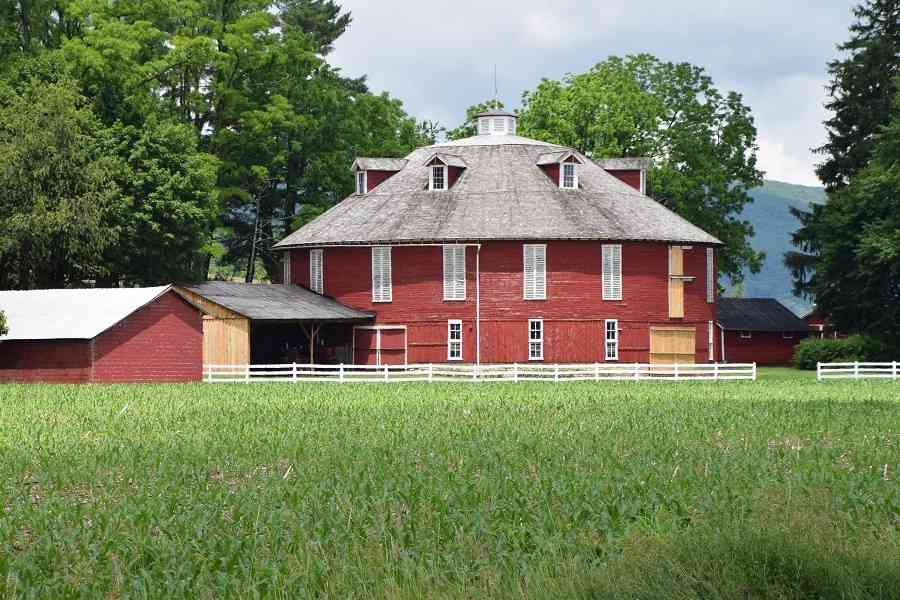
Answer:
(203, 317, 250, 365)
(650, 327, 695, 364)
(668, 246, 685, 319)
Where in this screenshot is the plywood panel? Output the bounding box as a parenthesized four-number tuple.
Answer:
(203, 317, 250, 365)
(668, 246, 685, 319)
(650, 327, 695, 364)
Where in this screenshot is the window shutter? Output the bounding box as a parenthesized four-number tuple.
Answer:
(443, 245, 466, 300)
(602, 244, 622, 300)
(706, 247, 715, 303)
(371, 246, 392, 302)
(310, 249, 324, 294)
(283, 252, 291, 285)
(523, 244, 546, 300)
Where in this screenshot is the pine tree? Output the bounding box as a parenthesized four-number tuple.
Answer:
(815, 0, 900, 190)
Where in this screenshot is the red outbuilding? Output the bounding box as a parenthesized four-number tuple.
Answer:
(274, 110, 723, 365)
(0, 286, 203, 383)
(716, 298, 810, 365)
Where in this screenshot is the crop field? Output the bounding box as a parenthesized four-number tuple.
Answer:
(1, 371, 898, 599)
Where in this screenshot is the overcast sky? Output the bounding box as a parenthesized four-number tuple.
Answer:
(329, 1, 859, 187)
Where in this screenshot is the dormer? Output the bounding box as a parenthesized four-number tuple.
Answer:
(424, 153, 467, 191)
(594, 157, 651, 194)
(351, 158, 408, 194)
(536, 151, 584, 189)
(476, 109, 518, 136)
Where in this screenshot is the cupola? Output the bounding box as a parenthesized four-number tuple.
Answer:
(476, 109, 518, 136)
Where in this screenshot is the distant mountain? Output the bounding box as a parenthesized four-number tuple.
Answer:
(726, 180, 825, 313)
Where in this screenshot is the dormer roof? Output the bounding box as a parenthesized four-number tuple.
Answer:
(424, 153, 467, 168)
(594, 157, 651, 171)
(536, 150, 583, 166)
(351, 157, 408, 171)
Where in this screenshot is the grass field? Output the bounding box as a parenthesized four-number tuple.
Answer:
(1, 370, 898, 598)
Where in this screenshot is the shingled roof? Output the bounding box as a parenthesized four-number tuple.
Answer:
(275, 134, 721, 249)
(717, 298, 811, 332)
(183, 282, 372, 322)
(594, 157, 652, 171)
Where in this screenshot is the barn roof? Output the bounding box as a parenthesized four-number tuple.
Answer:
(594, 157, 652, 171)
(717, 298, 811, 332)
(0, 285, 173, 341)
(275, 135, 720, 249)
(183, 282, 373, 322)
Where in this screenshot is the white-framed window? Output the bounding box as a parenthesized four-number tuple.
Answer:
(708, 321, 715, 361)
(706, 247, 715, 303)
(740, 331, 752, 339)
(523, 244, 547, 300)
(371, 246, 392, 302)
(601, 244, 622, 300)
(605, 319, 619, 361)
(783, 332, 794, 340)
(448, 320, 463, 360)
(561, 162, 578, 189)
(356, 170, 367, 194)
(283, 251, 291, 285)
(429, 164, 447, 191)
(442, 245, 466, 300)
(528, 319, 543, 361)
(309, 248, 324, 294)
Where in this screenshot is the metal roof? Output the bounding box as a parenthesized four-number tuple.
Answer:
(184, 282, 373, 322)
(594, 157, 652, 171)
(716, 298, 811, 332)
(352, 158, 408, 171)
(0, 286, 173, 341)
(275, 135, 721, 249)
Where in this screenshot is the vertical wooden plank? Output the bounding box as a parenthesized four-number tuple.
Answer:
(668, 246, 684, 319)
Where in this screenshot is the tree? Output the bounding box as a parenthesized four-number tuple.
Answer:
(0, 310, 7, 335)
(0, 78, 119, 289)
(788, 88, 900, 341)
(447, 99, 504, 140)
(815, 0, 900, 190)
(517, 54, 764, 283)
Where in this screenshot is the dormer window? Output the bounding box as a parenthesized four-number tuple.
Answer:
(430, 165, 447, 191)
(356, 170, 367, 194)
(350, 158, 408, 194)
(561, 162, 577, 189)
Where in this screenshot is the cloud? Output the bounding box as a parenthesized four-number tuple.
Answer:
(330, 1, 856, 186)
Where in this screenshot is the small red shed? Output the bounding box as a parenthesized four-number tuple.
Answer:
(0, 286, 203, 383)
(716, 298, 810, 365)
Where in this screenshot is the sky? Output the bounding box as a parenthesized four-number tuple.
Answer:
(329, 1, 859, 187)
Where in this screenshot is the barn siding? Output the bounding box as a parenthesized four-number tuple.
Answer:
(723, 331, 806, 365)
(92, 291, 203, 382)
(290, 241, 716, 364)
(605, 169, 642, 191)
(0, 340, 92, 383)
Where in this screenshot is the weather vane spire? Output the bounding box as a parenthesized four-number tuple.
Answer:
(493, 64, 499, 105)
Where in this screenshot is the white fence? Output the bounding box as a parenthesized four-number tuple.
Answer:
(204, 362, 757, 384)
(817, 361, 900, 381)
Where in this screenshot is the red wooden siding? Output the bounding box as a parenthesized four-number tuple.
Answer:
(605, 169, 642, 191)
(447, 166, 463, 189)
(723, 331, 807, 365)
(366, 170, 396, 192)
(540, 163, 560, 186)
(92, 291, 203, 382)
(289, 241, 716, 364)
(0, 340, 92, 383)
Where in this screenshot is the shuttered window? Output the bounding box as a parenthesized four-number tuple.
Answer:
(529, 319, 543, 360)
(371, 246, 392, 302)
(443, 245, 466, 300)
(602, 244, 622, 300)
(605, 319, 619, 361)
(448, 320, 462, 360)
(283, 251, 291, 285)
(310, 249, 324, 294)
(706, 247, 715, 303)
(523, 244, 547, 300)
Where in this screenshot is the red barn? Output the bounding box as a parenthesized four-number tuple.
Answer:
(716, 298, 810, 365)
(273, 110, 723, 365)
(0, 286, 203, 383)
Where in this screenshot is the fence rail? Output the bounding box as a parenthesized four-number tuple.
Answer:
(817, 361, 900, 381)
(204, 362, 757, 384)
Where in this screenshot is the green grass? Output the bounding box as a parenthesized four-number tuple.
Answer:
(1, 376, 898, 598)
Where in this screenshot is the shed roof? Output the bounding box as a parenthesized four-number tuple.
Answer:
(183, 282, 373, 322)
(717, 298, 811, 332)
(0, 285, 173, 341)
(352, 158, 408, 171)
(276, 136, 721, 249)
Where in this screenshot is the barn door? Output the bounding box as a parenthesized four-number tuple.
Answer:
(352, 327, 407, 365)
(650, 327, 695, 364)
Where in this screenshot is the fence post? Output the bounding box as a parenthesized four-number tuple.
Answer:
(383, 364, 389, 382)
(752, 362, 757, 381)
(245, 364, 250, 384)
(513, 363, 518, 382)
(817, 362, 822, 382)
(292, 362, 297, 382)
(674, 363, 680, 380)
(893, 361, 898, 380)
(428, 363, 433, 383)
(633, 362, 640, 381)
(713, 362, 719, 381)
(854, 361, 860, 380)
(594, 362, 599, 381)
(339, 363, 344, 383)
(554, 364, 559, 382)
